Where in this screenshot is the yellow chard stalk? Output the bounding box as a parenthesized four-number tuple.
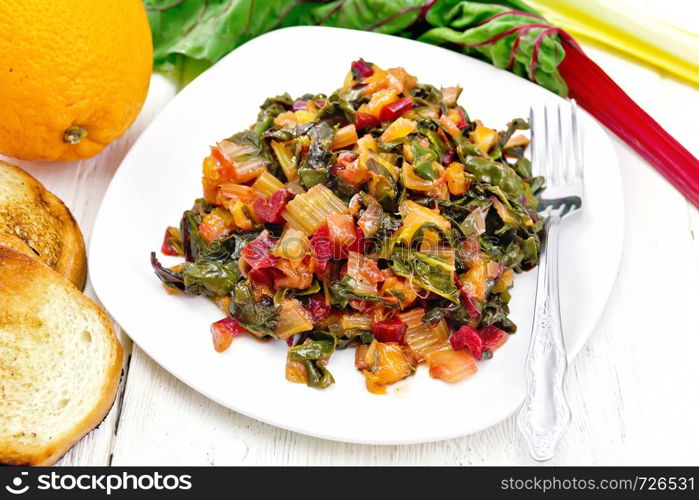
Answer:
(526, 0, 699, 85)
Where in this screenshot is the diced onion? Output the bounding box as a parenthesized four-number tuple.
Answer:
(276, 298, 313, 340)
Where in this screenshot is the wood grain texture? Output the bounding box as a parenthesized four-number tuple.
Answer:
(3, 1, 697, 466)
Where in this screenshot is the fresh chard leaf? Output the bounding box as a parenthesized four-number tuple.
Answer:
(147, 1, 567, 97)
(421, 3, 566, 95)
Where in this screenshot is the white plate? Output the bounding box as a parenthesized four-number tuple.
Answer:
(90, 26, 624, 445)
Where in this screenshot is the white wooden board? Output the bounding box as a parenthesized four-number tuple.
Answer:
(2, 0, 697, 466)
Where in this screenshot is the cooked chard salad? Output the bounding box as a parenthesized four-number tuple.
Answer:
(151, 59, 544, 394)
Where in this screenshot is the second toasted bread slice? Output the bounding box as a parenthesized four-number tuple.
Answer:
(0, 245, 123, 465)
(0, 161, 86, 289)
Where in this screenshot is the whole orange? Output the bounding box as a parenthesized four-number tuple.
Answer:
(0, 0, 152, 161)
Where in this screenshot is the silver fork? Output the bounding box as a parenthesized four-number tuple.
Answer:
(516, 100, 584, 461)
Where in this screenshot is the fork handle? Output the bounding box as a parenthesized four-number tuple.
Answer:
(517, 215, 572, 461)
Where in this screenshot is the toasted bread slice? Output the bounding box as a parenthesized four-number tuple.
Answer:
(0, 161, 86, 289)
(0, 246, 123, 466)
(0, 231, 36, 257)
